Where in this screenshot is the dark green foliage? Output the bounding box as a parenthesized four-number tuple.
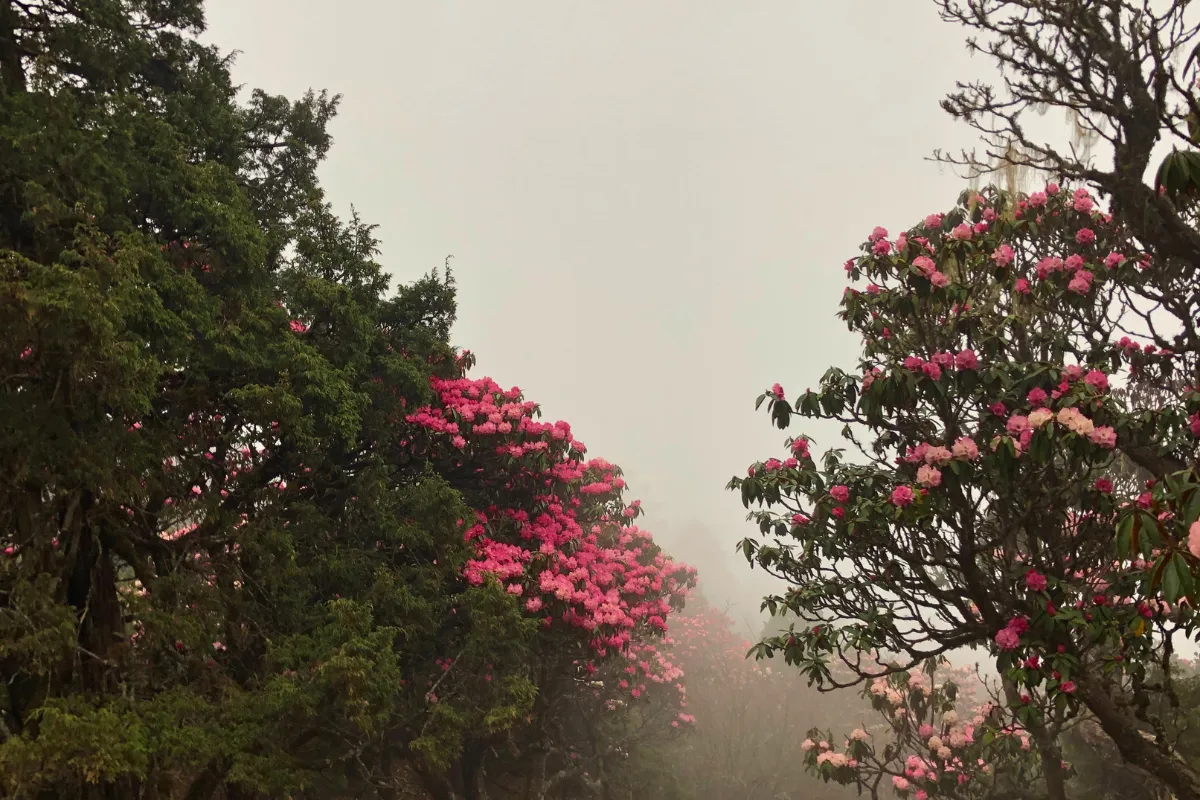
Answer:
(0, 3, 533, 797)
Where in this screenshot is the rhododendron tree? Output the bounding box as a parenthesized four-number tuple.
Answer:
(802, 658, 1057, 799)
(398, 369, 696, 795)
(732, 183, 1200, 799)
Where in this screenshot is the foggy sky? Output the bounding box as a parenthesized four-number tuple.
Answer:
(200, 1, 997, 626)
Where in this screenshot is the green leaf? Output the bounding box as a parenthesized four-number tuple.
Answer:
(1116, 514, 1135, 560)
(1164, 555, 1184, 603)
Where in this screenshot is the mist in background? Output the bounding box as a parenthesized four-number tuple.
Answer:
(201, 1, 996, 630)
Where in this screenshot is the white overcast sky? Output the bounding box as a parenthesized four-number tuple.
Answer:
(202, 1, 1003, 628)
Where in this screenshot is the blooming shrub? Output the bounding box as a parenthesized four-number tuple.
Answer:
(733, 183, 1200, 796)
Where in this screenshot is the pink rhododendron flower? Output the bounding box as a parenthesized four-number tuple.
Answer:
(830, 485, 850, 503)
(924, 446, 952, 466)
(954, 349, 979, 370)
(1067, 270, 1094, 293)
(950, 223, 972, 240)
(930, 271, 949, 287)
(992, 243, 1014, 266)
(891, 485, 915, 507)
(1083, 370, 1109, 391)
(1028, 407, 1053, 429)
(924, 213, 943, 228)
(1006, 415, 1030, 436)
(952, 437, 979, 461)
(1075, 228, 1096, 244)
(771, 383, 785, 400)
(916, 465, 941, 487)
(1189, 520, 1200, 559)
(994, 627, 1020, 650)
(1014, 277, 1032, 294)
(1025, 569, 1047, 592)
(912, 255, 936, 277)
(1089, 426, 1117, 449)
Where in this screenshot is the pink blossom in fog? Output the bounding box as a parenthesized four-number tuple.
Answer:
(930, 271, 949, 288)
(891, 486, 915, 507)
(1189, 521, 1200, 559)
(992, 244, 1014, 267)
(771, 383, 785, 400)
(1090, 426, 1117, 449)
(995, 627, 1020, 650)
(955, 349, 979, 370)
(1075, 228, 1096, 244)
(924, 213, 943, 228)
(912, 255, 936, 277)
(916, 465, 941, 488)
(869, 226, 888, 242)
(1028, 408, 1053, 429)
(1084, 370, 1109, 391)
(1006, 415, 1030, 436)
(1025, 570, 1047, 592)
(1104, 251, 1126, 269)
(950, 223, 972, 240)
(1067, 270, 1093, 294)
(952, 437, 979, 461)
(830, 485, 850, 503)
(1014, 277, 1032, 295)
(924, 446, 952, 465)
